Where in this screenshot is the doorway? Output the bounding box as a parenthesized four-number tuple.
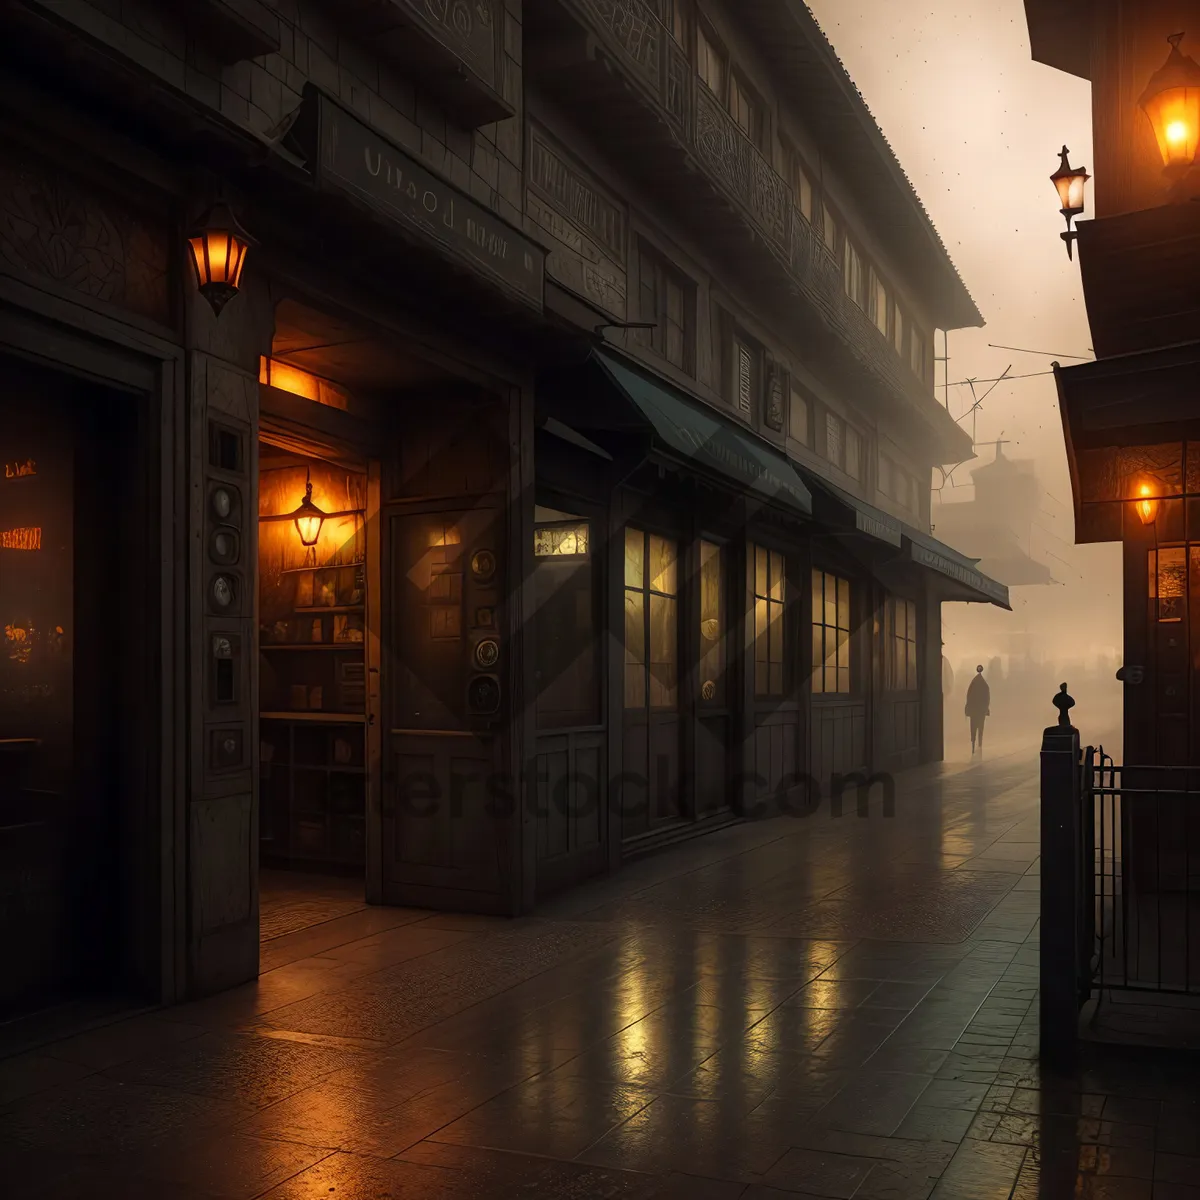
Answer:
(0, 356, 142, 1019)
(257, 441, 376, 944)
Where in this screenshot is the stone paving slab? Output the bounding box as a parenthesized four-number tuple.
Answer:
(4, 747, 1200, 1198)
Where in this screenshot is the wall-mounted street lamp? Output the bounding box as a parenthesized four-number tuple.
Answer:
(1136, 481, 1160, 526)
(1050, 146, 1090, 259)
(1139, 33, 1200, 183)
(187, 203, 254, 317)
(290, 470, 327, 548)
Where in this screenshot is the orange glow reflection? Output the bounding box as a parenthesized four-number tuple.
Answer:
(0, 526, 41, 550)
(259, 357, 350, 411)
(1136, 483, 1159, 526)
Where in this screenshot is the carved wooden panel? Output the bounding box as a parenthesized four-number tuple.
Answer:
(694, 88, 749, 200)
(527, 126, 628, 319)
(765, 362, 786, 432)
(577, 0, 661, 88)
(411, 0, 498, 87)
(0, 145, 170, 325)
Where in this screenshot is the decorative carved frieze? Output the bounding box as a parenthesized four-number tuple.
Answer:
(0, 146, 170, 325)
(694, 88, 749, 202)
(415, 0, 498, 88)
(577, 0, 661, 87)
(765, 362, 786, 432)
(529, 130, 626, 260)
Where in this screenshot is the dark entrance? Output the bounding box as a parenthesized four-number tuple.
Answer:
(0, 356, 138, 1018)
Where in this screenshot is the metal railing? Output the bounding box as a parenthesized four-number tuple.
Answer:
(1082, 750, 1200, 996)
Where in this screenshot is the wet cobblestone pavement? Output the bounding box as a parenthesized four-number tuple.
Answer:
(3, 747, 1200, 1198)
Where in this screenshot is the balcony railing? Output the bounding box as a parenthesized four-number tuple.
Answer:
(560, 0, 948, 427)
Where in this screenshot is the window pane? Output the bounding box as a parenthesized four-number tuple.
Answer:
(698, 27, 725, 94)
(824, 580, 837, 629)
(755, 598, 768, 665)
(812, 568, 823, 617)
(836, 625, 850, 669)
(825, 666, 838, 692)
(795, 163, 813, 220)
(837, 578, 851, 628)
(770, 552, 785, 601)
(768, 599, 784, 665)
(755, 545, 768, 598)
(906, 638, 917, 688)
(846, 428, 861, 481)
(625, 527, 644, 588)
(534, 534, 597, 729)
(822, 205, 837, 251)
(838, 667, 851, 693)
(648, 534, 677, 595)
(699, 540, 724, 704)
(811, 625, 823, 693)
(624, 590, 645, 708)
(649, 594, 677, 708)
(873, 275, 889, 336)
(825, 412, 843, 468)
(789, 387, 809, 445)
(893, 305, 905, 355)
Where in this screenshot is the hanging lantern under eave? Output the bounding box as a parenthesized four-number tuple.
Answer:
(187, 204, 254, 317)
(1050, 146, 1090, 220)
(291, 472, 326, 547)
(1139, 33, 1200, 176)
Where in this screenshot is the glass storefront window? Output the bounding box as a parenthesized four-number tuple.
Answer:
(753, 544, 786, 697)
(625, 528, 678, 711)
(812, 569, 852, 694)
(883, 594, 918, 691)
(699, 540, 725, 705)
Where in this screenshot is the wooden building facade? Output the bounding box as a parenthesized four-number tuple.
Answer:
(0, 0, 1006, 1023)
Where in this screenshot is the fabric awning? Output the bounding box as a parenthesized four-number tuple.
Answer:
(904, 527, 1011, 610)
(800, 470, 903, 547)
(593, 352, 813, 517)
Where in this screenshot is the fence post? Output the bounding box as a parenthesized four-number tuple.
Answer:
(1040, 683, 1080, 1068)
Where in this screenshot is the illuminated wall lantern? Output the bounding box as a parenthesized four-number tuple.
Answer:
(1139, 33, 1200, 180)
(187, 204, 254, 317)
(1050, 146, 1089, 259)
(1135, 481, 1159, 526)
(290, 471, 327, 548)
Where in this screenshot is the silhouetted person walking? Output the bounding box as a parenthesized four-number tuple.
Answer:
(965, 664, 990, 753)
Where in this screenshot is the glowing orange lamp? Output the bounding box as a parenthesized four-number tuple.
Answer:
(1050, 146, 1090, 259)
(187, 203, 254, 316)
(1136, 482, 1159, 526)
(290, 471, 326, 547)
(1139, 33, 1200, 179)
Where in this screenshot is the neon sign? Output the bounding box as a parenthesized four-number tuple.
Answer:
(4, 460, 36, 479)
(0, 527, 41, 550)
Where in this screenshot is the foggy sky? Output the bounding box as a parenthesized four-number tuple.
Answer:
(806, 0, 1122, 708)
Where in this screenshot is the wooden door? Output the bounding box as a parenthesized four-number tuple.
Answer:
(380, 504, 508, 910)
(695, 538, 731, 816)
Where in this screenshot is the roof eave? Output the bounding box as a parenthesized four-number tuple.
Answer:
(1024, 0, 1094, 81)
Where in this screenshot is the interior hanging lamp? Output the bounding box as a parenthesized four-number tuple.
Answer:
(290, 471, 327, 548)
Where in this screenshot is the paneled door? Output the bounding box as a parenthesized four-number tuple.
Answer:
(622, 527, 682, 838)
(381, 505, 507, 909)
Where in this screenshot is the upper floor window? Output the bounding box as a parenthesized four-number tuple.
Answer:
(843, 239, 865, 308)
(825, 410, 844, 468)
(729, 72, 764, 147)
(892, 303, 906, 357)
(870, 271, 889, 338)
(845, 426, 862, 482)
(821, 204, 839, 254)
(785, 145, 815, 221)
(637, 240, 692, 373)
(911, 326, 928, 381)
(663, 0, 691, 48)
(788, 386, 810, 446)
(697, 22, 726, 97)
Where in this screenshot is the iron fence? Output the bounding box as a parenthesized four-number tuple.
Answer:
(1082, 748, 1200, 996)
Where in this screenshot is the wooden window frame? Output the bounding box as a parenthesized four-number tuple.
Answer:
(843, 238, 865, 308)
(752, 543, 788, 699)
(784, 141, 815, 222)
(663, 0, 692, 51)
(696, 17, 728, 100)
(869, 269, 889, 338)
(623, 527, 681, 713)
(729, 69, 765, 149)
(811, 568, 852, 696)
(884, 595, 918, 692)
(788, 384, 811, 447)
(637, 239, 694, 374)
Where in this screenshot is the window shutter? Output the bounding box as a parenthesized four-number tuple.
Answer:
(737, 342, 753, 415)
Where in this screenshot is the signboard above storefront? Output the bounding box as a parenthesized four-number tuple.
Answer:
(300, 88, 545, 311)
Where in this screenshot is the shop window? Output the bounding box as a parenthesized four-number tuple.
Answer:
(729, 72, 764, 147)
(697, 22, 726, 97)
(638, 241, 693, 373)
(789, 386, 810, 446)
(533, 509, 598, 729)
(624, 528, 679, 710)
(846, 426, 862, 482)
(870, 271, 889, 337)
(843, 239, 865, 308)
(812, 569, 851, 695)
(698, 540, 726, 705)
(1150, 547, 1187, 623)
(884, 595, 918, 690)
(752, 544, 786, 697)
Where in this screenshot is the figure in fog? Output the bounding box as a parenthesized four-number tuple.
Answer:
(965, 664, 990, 753)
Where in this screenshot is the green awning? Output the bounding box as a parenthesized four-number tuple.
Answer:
(801, 470, 903, 547)
(594, 352, 812, 517)
(904, 527, 1011, 609)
